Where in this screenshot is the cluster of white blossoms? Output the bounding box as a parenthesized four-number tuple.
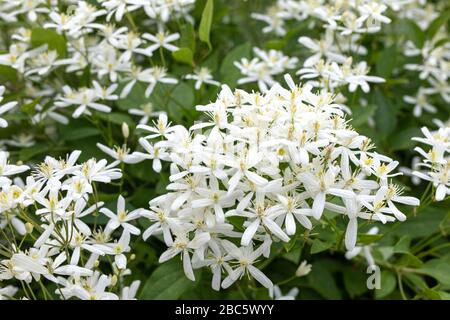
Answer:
(0, 150, 143, 300)
(0, 0, 215, 140)
(234, 47, 299, 92)
(246, 0, 401, 104)
(412, 122, 450, 201)
(248, 1, 450, 117)
(136, 75, 420, 290)
(402, 26, 450, 117)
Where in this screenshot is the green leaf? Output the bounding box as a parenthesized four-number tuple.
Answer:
(374, 89, 397, 139)
(116, 82, 149, 111)
(343, 266, 369, 298)
(0, 65, 18, 83)
(390, 127, 422, 151)
(376, 46, 397, 78)
(427, 9, 450, 40)
(264, 39, 287, 50)
(166, 82, 195, 122)
(172, 47, 194, 66)
(283, 233, 298, 252)
(60, 127, 101, 141)
(394, 206, 447, 238)
(307, 259, 342, 299)
(404, 273, 428, 291)
(220, 42, 251, 87)
(350, 104, 376, 127)
(179, 23, 196, 52)
(199, 0, 214, 49)
(418, 256, 450, 286)
(356, 233, 384, 246)
(401, 20, 425, 48)
(375, 271, 396, 299)
(422, 288, 443, 300)
(310, 239, 333, 254)
(19, 143, 49, 161)
(436, 291, 450, 300)
(31, 28, 67, 57)
(96, 112, 134, 127)
(139, 259, 200, 299)
(393, 235, 412, 253)
(396, 252, 423, 268)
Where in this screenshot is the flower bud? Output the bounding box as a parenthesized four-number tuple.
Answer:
(295, 260, 312, 277)
(25, 222, 34, 234)
(122, 122, 130, 139)
(94, 260, 100, 268)
(130, 254, 136, 261)
(111, 274, 118, 286)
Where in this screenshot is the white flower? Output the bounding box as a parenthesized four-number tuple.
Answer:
(120, 280, 140, 300)
(295, 260, 312, 277)
(128, 102, 161, 124)
(0, 86, 17, 128)
(159, 231, 211, 281)
(185, 67, 220, 90)
(97, 143, 144, 166)
(221, 240, 273, 289)
(269, 285, 299, 300)
(142, 31, 180, 53)
(0, 285, 17, 300)
(100, 195, 141, 235)
(0, 151, 29, 176)
(403, 88, 437, 117)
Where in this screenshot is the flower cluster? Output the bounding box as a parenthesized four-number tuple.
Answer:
(234, 47, 298, 92)
(402, 29, 450, 117)
(248, 0, 450, 122)
(246, 0, 398, 103)
(137, 75, 419, 290)
(0, 150, 142, 300)
(0, 0, 214, 134)
(412, 122, 450, 201)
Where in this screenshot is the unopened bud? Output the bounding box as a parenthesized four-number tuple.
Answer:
(111, 274, 118, 286)
(295, 260, 312, 277)
(130, 254, 136, 261)
(122, 122, 130, 139)
(94, 260, 100, 268)
(25, 222, 34, 234)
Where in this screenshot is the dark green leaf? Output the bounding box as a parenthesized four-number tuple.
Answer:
(310, 239, 333, 254)
(393, 235, 412, 253)
(61, 127, 101, 141)
(427, 9, 450, 40)
(31, 28, 67, 57)
(375, 271, 396, 299)
(418, 255, 450, 286)
(390, 127, 422, 151)
(172, 47, 194, 66)
(139, 259, 200, 299)
(357, 233, 384, 246)
(307, 259, 342, 299)
(199, 0, 214, 49)
(396, 252, 423, 268)
(220, 42, 251, 87)
(376, 46, 397, 78)
(343, 266, 369, 298)
(179, 23, 196, 52)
